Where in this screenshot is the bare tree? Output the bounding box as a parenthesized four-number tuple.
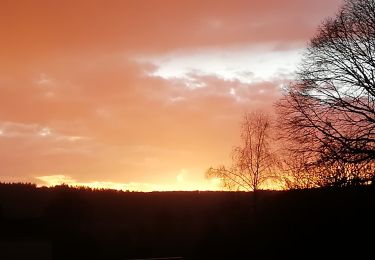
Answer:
(207, 111, 277, 192)
(277, 0, 375, 186)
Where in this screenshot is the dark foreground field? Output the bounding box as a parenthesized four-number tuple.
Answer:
(0, 183, 374, 259)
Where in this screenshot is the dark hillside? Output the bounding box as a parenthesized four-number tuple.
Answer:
(0, 183, 374, 259)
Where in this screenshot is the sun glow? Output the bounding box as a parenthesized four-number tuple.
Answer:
(35, 174, 223, 192)
(35, 174, 283, 192)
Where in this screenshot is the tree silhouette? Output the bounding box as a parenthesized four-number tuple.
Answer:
(207, 111, 277, 192)
(277, 0, 375, 186)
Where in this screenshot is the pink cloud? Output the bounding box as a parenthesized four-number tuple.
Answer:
(0, 0, 341, 59)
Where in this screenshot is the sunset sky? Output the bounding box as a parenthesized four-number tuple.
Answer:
(0, 0, 342, 191)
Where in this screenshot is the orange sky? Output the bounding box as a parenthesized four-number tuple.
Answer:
(0, 0, 342, 191)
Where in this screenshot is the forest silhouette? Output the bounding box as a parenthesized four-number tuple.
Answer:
(0, 183, 375, 259)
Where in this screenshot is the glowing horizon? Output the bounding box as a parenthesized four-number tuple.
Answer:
(35, 174, 223, 192)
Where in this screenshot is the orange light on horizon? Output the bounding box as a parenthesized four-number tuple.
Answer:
(35, 174, 224, 192)
(35, 174, 283, 192)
